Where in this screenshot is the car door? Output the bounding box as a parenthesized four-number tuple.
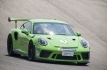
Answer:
(19, 21, 32, 54)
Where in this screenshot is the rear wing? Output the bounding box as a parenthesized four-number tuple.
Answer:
(8, 17, 30, 28)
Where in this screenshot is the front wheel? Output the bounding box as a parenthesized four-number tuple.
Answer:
(28, 41, 35, 61)
(77, 63, 88, 65)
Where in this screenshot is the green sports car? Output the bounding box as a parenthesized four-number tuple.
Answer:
(7, 17, 90, 65)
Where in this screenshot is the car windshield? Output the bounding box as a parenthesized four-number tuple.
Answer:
(33, 22, 75, 36)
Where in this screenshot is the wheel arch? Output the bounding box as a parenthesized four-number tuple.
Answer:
(9, 28, 22, 40)
(28, 40, 34, 49)
(28, 39, 36, 53)
(7, 33, 13, 41)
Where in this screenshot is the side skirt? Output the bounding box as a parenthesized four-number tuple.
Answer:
(13, 48, 28, 56)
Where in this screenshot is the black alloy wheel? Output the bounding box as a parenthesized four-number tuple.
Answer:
(28, 41, 35, 61)
(7, 35, 15, 56)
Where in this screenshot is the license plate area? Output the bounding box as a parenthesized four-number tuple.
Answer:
(62, 51, 74, 56)
(61, 47, 76, 56)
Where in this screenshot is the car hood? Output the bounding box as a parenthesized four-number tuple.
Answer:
(37, 35, 79, 47)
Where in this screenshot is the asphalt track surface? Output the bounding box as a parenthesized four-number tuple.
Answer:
(0, 0, 107, 70)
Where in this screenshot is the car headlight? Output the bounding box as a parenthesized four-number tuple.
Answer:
(38, 38, 47, 46)
(81, 40, 88, 48)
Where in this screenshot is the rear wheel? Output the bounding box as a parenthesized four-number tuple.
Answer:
(28, 41, 35, 61)
(7, 35, 15, 56)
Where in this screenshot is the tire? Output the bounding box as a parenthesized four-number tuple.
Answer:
(28, 41, 35, 61)
(7, 34, 15, 56)
(77, 63, 88, 65)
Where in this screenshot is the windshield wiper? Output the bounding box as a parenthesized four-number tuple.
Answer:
(35, 33, 49, 35)
(56, 34, 68, 35)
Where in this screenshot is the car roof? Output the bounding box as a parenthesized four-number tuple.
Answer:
(29, 19, 67, 24)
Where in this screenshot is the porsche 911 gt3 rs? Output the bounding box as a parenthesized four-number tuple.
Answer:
(7, 17, 90, 65)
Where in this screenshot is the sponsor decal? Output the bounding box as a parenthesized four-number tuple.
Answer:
(60, 40, 68, 44)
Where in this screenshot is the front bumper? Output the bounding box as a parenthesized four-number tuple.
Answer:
(35, 49, 90, 63)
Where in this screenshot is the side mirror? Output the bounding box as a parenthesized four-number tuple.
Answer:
(76, 32, 81, 36)
(22, 29, 29, 35)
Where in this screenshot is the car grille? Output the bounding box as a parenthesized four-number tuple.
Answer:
(40, 50, 89, 60)
(81, 52, 90, 60)
(40, 50, 51, 58)
(56, 54, 77, 60)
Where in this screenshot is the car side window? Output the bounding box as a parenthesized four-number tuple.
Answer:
(20, 21, 32, 33)
(25, 22, 32, 33)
